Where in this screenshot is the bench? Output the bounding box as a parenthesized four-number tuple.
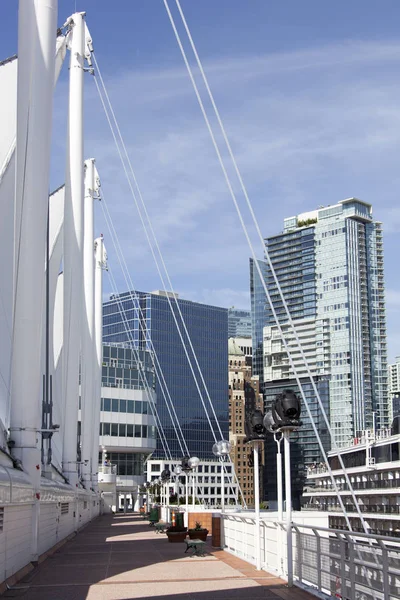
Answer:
(154, 522, 170, 533)
(184, 538, 206, 556)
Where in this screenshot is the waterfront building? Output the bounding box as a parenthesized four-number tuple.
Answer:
(103, 290, 228, 459)
(303, 423, 400, 537)
(228, 307, 252, 338)
(146, 458, 238, 507)
(228, 338, 263, 506)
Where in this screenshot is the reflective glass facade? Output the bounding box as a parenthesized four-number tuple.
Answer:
(250, 258, 268, 385)
(103, 291, 228, 459)
(228, 308, 252, 338)
(250, 199, 388, 454)
(265, 226, 317, 324)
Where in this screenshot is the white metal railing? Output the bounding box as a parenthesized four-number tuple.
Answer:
(221, 513, 400, 599)
(98, 465, 117, 475)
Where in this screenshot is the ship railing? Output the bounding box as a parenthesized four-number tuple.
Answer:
(220, 512, 400, 599)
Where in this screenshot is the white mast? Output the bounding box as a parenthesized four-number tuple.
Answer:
(92, 236, 107, 489)
(10, 0, 57, 560)
(81, 159, 100, 487)
(62, 12, 91, 486)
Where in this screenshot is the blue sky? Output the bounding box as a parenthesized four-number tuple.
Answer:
(2, 1, 400, 362)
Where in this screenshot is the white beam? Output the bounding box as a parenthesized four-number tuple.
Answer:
(93, 236, 107, 490)
(81, 159, 100, 487)
(62, 13, 86, 486)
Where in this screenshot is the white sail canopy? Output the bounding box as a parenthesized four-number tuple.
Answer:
(0, 56, 17, 439)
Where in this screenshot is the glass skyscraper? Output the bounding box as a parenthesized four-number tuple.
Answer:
(228, 308, 252, 338)
(251, 198, 388, 448)
(103, 290, 228, 459)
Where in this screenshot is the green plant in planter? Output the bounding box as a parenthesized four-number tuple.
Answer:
(188, 521, 208, 541)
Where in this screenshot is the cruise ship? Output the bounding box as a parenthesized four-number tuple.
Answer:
(303, 418, 400, 537)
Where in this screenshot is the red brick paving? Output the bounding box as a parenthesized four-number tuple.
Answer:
(2, 514, 317, 600)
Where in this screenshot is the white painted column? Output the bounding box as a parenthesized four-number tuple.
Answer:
(81, 158, 99, 488)
(93, 236, 107, 490)
(10, 0, 57, 562)
(253, 442, 261, 570)
(62, 13, 86, 487)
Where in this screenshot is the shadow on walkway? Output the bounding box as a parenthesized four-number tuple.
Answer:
(2, 513, 314, 600)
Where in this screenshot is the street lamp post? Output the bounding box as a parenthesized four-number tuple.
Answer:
(274, 433, 284, 576)
(253, 440, 261, 570)
(244, 412, 265, 571)
(173, 465, 182, 508)
(188, 456, 200, 507)
(264, 390, 302, 587)
(180, 456, 199, 526)
(212, 440, 232, 513)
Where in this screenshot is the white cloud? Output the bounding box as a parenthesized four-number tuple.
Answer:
(52, 36, 400, 359)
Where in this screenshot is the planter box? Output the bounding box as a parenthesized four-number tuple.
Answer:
(188, 529, 208, 541)
(166, 530, 187, 543)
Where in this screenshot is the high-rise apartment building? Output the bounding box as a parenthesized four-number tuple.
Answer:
(103, 290, 228, 459)
(251, 198, 388, 448)
(228, 307, 252, 338)
(228, 338, 264, 506)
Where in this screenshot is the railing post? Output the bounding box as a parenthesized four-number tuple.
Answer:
(340, 534, 347, 600)
(294, 525, 301, 584)
(345, 533, 355, 599)
(314, 529, 322, 593)
(378, 539, 389, 600)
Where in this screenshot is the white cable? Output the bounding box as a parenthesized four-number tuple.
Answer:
(92, 70, 222, 444)
(164, 0, 370, 536)
(106, 263, 172, 460)
(91, 58, 245, 508)
(101, 193, 188, 457)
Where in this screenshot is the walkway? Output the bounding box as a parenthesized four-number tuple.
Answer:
(2, 514, 315, 600)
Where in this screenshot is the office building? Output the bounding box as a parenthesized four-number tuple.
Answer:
(103, 290, 228, 459)
(228, 307, 252, 338)
(228, 338, 263, 506)
(251, 199, 388, 448)
(91, 343, 157, 511)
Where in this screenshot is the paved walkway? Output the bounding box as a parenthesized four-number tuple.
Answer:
(3, 514, 315, 600)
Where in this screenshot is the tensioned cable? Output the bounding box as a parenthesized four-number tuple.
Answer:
(100, 190, 189, 457)
(92, 59, 225, 445)
(106, 264, 172, 460)
(100, 192, 188, 458)
(92, 63, 245, 508)
(164, 0, 370, 536)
